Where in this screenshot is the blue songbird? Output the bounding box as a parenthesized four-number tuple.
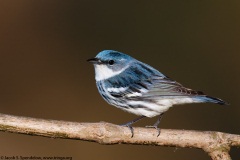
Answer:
(88, 50, 228, 137)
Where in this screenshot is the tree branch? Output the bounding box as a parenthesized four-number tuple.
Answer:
(0, 113, 239, 160)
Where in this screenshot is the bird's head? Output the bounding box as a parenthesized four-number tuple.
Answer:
(87, 50, 134, 81)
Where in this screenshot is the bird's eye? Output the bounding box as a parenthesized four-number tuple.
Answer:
(108, 60, 115, 65)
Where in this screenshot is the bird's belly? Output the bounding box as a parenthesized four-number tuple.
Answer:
(119, 97, 196, 117)
(122, 100, 171, 118)
(97, 86, 167, 117)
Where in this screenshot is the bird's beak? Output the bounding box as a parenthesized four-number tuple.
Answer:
(87, 57, 102, 64)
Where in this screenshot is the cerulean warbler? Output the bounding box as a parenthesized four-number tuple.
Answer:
(88, 50, 228, 137)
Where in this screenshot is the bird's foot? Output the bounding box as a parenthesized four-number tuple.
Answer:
(145, 125, 161, 137)
(120, 123, 134, 138)
(119, 116, 146, 138)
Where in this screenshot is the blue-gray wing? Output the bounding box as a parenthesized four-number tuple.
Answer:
(137, 75, 227, 105)
(140, 75, 205, 99)
(107, 75, 204, 100)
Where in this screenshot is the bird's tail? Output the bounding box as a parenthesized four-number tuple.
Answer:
(194, 96, 229, 105)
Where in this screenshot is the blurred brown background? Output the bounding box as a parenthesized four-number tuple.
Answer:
(0, 0, 239, 159)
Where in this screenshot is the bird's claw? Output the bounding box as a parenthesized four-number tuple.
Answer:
(120, 124, 134, 138)
(145, 125, 161, 137)
(119, 116, 146, 138)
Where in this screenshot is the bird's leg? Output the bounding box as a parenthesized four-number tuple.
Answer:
(120, 115, 146, 137)
(145, 113, 164, 137)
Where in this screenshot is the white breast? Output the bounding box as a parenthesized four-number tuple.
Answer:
(94, 64, 128, 81)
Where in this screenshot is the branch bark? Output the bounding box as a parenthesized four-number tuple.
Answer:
(0, 113, 239, 160)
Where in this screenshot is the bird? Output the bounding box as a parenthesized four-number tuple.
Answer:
(87, 50, 228, 137)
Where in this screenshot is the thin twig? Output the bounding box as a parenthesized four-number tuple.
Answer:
(0, 113, 239, 160)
